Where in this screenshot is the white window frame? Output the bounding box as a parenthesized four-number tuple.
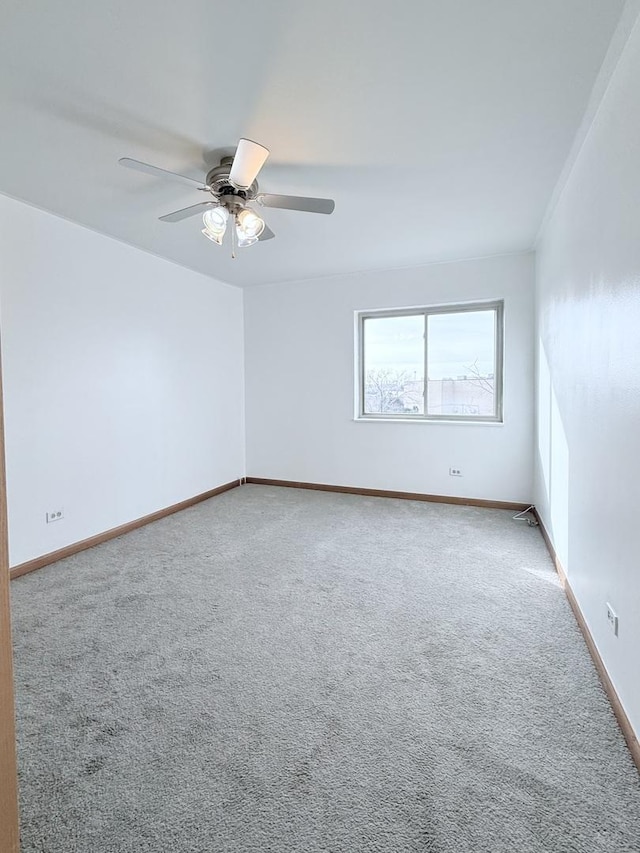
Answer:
(356, 300, 504, 423)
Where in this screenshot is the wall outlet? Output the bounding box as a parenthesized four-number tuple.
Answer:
(46, 508, 64, 524)
(606, 603, 618, 636)
(449, 467, 463, 477)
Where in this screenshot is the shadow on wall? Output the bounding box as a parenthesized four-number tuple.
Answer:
(537, 339, 570, 573)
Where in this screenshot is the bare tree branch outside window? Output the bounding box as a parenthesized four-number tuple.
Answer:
(464, 359, 494, 395)
(364, 369, 423, 414)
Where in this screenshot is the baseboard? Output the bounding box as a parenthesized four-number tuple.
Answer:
(532, 508, 640, 773)
(10, 479, 241, 581)
(245, 477, 529, 512)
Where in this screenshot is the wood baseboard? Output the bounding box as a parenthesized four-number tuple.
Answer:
(532, 508, 640, 773)
(10, 479, 241, 581)
(245, 477, 529, 512)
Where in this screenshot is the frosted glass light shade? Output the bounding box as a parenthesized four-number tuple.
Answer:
(236, 208, 265, 239)
(202, 207, 228, 245)
(229, 139, 270, 190)
(237, 234, 259, 248)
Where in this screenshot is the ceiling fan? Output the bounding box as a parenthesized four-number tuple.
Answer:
(119, 139, 335, 256)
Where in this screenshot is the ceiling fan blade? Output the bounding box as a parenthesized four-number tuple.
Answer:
(229, 139, 270, 190)
(119, 157, 207, 190)
(159, 201, 216, 222)
(256, 193, 335, 215)
(259, 223, 275, 242)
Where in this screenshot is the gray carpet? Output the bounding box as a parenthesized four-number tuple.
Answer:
(10, 484, 640, 852)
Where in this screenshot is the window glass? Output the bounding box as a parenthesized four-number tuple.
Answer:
(426, 311, 496, 417)
(363, 314, 425, 415)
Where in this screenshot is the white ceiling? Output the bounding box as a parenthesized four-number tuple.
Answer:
(0, 0, 627, 287)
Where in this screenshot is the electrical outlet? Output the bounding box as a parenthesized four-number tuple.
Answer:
(46, 508, 64, 524)
(449, 467, 463, 477)
(606, 603, 618, 636)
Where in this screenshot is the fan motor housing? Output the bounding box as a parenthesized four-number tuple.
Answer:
(205, 158, 258, 200)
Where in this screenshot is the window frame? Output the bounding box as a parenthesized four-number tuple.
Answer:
(357, 300, 504, 423)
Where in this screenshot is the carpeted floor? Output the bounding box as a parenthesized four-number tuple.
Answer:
(10, 484, 640, 852)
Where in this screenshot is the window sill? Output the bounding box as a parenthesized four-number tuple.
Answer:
(353, 417, 504, 426)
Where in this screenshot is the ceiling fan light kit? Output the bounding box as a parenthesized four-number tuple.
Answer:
(119, 139, 335, 258)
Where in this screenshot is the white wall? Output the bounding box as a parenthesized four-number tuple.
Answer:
(535, 17, 640, 735)
(0, 194, 244, 567)
(245, 253, 534, 503)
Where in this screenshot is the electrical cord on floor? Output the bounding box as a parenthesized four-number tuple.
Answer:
(512, 505, 539, 526)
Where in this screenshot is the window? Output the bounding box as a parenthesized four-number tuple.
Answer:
(358, 301, 503, 422)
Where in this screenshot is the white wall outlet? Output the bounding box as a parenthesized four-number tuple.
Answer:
(46, 508, 64, 524)
(449, 467, 463, 477)
(606, 603, 618, 636)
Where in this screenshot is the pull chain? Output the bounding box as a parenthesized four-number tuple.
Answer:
(231, 214, 236, 260)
